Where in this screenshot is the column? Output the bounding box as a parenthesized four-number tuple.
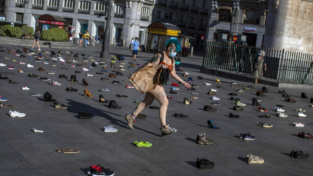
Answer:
(90, 1, 95, 15)
(23, 0, 33, 26)
(43, 0, 48, 10)
(58, 0, 64, 11)
(88, 20, 96, 37)
(255, 33, 263, 48)
(5, 0, 15, 22)
(72, 18, 80, 38)
(74, 0, 79, 13)
(123, 1, 141, 47)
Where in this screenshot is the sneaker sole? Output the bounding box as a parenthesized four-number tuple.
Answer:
(197, 141, 214, 145)
(244, 138, 255, 140)
(10, 115, 25, 117)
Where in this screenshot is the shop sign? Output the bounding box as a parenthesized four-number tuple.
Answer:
(39, 20, 64, 25)
(148, 29, 180, 37)
(243, 27, 256, 32)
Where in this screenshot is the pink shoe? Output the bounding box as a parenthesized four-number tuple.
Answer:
(293, 122, 304, 127)
(126, 85, 134, 88)
(71, 65, 75, 68)
(62, 63, 66, 65)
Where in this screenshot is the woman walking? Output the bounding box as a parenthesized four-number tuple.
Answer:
(32, 29, 41, 50)
(125, 39, 191, 135)
(253, 50, 267, 84)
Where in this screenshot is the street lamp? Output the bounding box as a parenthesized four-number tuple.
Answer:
(100, 0, 112, 58)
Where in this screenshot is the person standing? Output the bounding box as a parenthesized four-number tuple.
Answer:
(131, 37, 140, 61)
(95, 33, 99, 44)
(253, 50, 267, 84)
(32, 29, 41, 50)
(83, 31, 90, 48)
(79, 32, 83, 46)
(125, 39, 192, 135)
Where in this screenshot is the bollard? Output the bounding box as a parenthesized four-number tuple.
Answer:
(191, 47, 194, 57)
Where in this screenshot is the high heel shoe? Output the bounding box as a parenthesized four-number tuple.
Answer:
(84, 89, 93, 97)
(99, 94, 109, 103)
(184, 97, 192, 105)
(207, 119, 219, 129)
(82, 79, 88, 86)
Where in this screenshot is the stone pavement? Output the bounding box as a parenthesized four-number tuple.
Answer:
(0, 44, 312, 176)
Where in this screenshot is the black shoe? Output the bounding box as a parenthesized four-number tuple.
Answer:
(230, 97, 240, 101)
(301, 92, 308, 99)
(262, 87, 268, 92)
(28, 73, 38, 78)
(170, 90, 177, 94)
(0, 75, 9, 79)
(198, 76, 203, 80)
(217, 85, 223, 88)
(196, 158, 214, 169)
(311, 97, 313, 103)
(252, 100, 261, 106)
(59, 74, 68, 79)
(112, 80, 120, 85)
(99, 95, 109, 103)
(229, 93, 237, 96)
(282, 94, 290, 97)
(78, 112, 93, 119)
(96, 72, 103, 74)
(203, 105, 217, 112)
(108, 100, 121, 109)
(8, 80, 18, 84)
(75, 71, 81, 73)
(191, 87, 196, 90)
(44, 92, 56, 102)
(278, 90, 286, 94)
(92, 63, 97, 67)
(88, 165, 115, 176)
(229, 113, 239, 118)
(293, 151, 309, 159)
(66, 87, 78, 92)
(174, 113, 188, 118)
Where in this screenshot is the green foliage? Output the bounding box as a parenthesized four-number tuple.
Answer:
(40, 28, 68, 41)
(2, 25, 22, 38)
(0, 29, 6, 37)
(21, 26, 34, 35)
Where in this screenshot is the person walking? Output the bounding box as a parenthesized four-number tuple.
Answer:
(253, 50, 267, 84)
(83, 31, 90, 48)
(79, 32, 83, 46)
(32, 29, 41, 50)
(125, 39, 192, 135)
(131, 37, 140, 61)
(95, 33, 99, 44)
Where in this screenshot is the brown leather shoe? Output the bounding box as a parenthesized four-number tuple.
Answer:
(109, 73, 117, 78)
(208, 91, 217, 95)
(77, 64, 82, 66)
(182, 74, 189, 77)
(8, 50, 12, 54)
(131, 63, 136, 67)
(82, 79, 88, 86)
(38, 67, 46, 71)
(84, 89, 93, 97)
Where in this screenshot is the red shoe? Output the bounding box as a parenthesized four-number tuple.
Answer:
(167, 96, 173, 99)
(307, 133, 313, 139)
(258, 107, 268, 112)
(172, 82, 179, 87)
(298, 132, 306, 138)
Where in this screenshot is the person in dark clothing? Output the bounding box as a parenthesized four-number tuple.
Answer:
(253, 50, 267, 84)
(32, 30, 41, 50)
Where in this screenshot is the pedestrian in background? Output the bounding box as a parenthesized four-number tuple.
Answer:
(131, 37, 140, 61)
(79, 32, 83, 46)
(83, 31, 90, 48)
(253, 50, 267, 84)
(95, 33, 99, 44)
(32, 29, 41, 50)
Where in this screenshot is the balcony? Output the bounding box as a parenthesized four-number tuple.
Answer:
(115, 13, 124, 18)
(15, 3, 25, 8)
(188, 22, 196, 28)
(78, 9, 90, 14)
(190, 6, 199, 13)
(178, 21, 186, 27)
(180, 4, 189, 11)
(32, 4, 43, 9)
(47, 6, 58, 11)
(63, 7, 74, 12)
(141, 16, 149, 21)
(143, 0, 154, 4)
(200, 8, 208, 15)
(158, 0, 167, 6)
(94, 10, 106, 16)
(169, 2, 178, 8)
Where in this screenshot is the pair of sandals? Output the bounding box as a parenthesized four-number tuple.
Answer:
(116, 93, 128, 98)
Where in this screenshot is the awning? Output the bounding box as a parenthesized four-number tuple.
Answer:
(38, 14, 66, 25)
(148, 22, 181, 37)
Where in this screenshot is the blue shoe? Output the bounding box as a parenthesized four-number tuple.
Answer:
(101, 70, 108, 72)
(0, 96, 8, 101)
(188, 77, 194, 82)
(28, 58, 33, 60)
(171, 87, 180, 90)
(207, 119, 219, 129)
(211, 102, 221, 105)
(129, 66, 134, 69)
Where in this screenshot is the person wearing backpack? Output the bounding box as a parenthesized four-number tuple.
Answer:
(83, 31, 90, 48)
(32, 29, 41, 50)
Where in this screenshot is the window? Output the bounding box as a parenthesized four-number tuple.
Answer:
(200, 18, 204, 25)
(115, 4, 124, 15)
(141, 8, 150, 18)
(79, 1, 90, 10)
(218, 9, 231, 22)
(244, 8, 261, 24)
(16, 13, 23, 23)
(48, 0, 59, 7)
(33, 0, 43, 5)
(192, 0, 198, 7)
(190, 16, 195, 23)
(156, 10, 162, 18)
(179, 14, 185, 22)
(16, 0, 25, 3)
(63, 0, 74, 8)
(94, 2, 105, 11)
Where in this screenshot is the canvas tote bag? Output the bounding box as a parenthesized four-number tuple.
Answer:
(129, 62, 161, 94)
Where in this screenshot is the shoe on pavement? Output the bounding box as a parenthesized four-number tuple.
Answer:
(235, 101, 246, 106)
(298, 112, 307, 117)
(293, 122, 304, 127)
(22, 86, 30, 90)
(103, 125, 118, 132)
(247, 154, 264, 164)
(259, 122, 273, 128)
(196, 133, 214, 145)
(161, 125, 177, 135)
(9, 110, 26, 117)
(32, 128, 44, 133)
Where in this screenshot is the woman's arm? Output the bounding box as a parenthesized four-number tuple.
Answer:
(170, 61, 191, 89)
(150, 53, 165, 70)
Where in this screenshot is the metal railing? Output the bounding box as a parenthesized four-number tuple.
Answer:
(78, 9, 90, 14)
(94, 10, 106, 15)
(32, 4, 43, 9)
(202, 41, 313, 84)
(47, 6, 58, 10)
(114, 13, 124, 18)
(15, 3, 25, 7)
(141, 16, 149, 21)
(63, 7, 74, 12)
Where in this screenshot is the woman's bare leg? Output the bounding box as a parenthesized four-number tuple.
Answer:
(148, 85, 169, 126)
(132, 92, 155, 116)
(32, 39, 35, 48)
(36, 41, 40, 50)
(255, 78, 258, 84)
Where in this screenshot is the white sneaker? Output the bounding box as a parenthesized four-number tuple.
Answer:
(103, 125, 118, 132)
(9, 110, 26, 117)
(184, 72, 190, 75)
(51, 81, 62, 86)
(212, 96, 220, 100)
(293, 122, 305, 127)
(19, 62, 25, 65)
(231, 82, 237, 85)
(32, 128, 44, 133)
(22, 86, 30, 90)
(204, 82, 212, 85)
(52, 58, 58, 60)
(73, 60, 78, 63)
(277, 113, 288, 117)
(43, 62, 49, 64)
(0, 63, 6, 66)
(82, 68, 89, 71)
(275, 107, 285, 112)
(99, 88, 110, 92)
(27, 64, 34, 68)
(298, 112, 307, 117)
(210, 89, 217, 92)
(86, 74, 93, 77)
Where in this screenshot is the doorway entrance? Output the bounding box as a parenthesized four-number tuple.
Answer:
(243, 33, 257, 47)
(115, 28, 123, 46)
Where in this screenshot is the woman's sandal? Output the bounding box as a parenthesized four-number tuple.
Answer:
(116, 93, 128, 98)
(207, 119, 219, 129)
(57, 148, 80, 154)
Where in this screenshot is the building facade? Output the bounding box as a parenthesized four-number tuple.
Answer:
(3, 0, 155, 46)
